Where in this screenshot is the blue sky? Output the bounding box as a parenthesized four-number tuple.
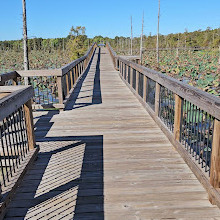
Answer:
(0, 0, 219, 40)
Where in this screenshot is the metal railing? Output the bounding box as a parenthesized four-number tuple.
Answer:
(0, 86, 37, 194)
(106, 42, 220, 206)
(0, 43, 97, 109)
(0, 43, 97, 218)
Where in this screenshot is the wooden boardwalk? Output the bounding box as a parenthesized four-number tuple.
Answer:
(4, 48, 220, 219)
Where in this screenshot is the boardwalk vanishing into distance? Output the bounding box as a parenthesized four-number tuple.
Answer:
(2, 47, 220, 219)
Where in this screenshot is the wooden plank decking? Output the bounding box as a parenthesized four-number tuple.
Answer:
(4, 48, 220, 219)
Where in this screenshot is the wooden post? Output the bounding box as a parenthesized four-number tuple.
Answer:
(12, 77, 17, 86)
(130, 67, 133, 86)
(74, 67, 77, 83)
(174, 94, 182, 141)
(78, 63, 81, 76)
(24, 99, 35, 150)
(143, 75, 147, 102)
(85, 58, 88, 69)
(75, 65, 78, 79)
(126, 65, 129, 81)
(80, 62, 82, 74)
(155, 83, 161, 116)
(66, 73, 69, 93)
(82, 61, 84, 73)
(81, 61, 84, 74)
(57, 76, 64, 104)
(136, 71, 139, 93)
(70, 69, 74, 88)
(210, 119, 220, 190)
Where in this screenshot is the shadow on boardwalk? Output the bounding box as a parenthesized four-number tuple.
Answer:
(65, 47, 102, 110)
(5, 136, 104, 219)
(4, 48, 104, 219)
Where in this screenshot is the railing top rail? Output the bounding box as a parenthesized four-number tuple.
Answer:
(118, 56, 220, 120)
(0, 85, 34, 121)
(106, 42, 117, 57)
(107, 42, 220, 120)
(17, 69, 62, 77)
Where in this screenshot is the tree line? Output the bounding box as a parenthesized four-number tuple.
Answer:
(110, 27, 220, 52)
(0, 27, 219, 53)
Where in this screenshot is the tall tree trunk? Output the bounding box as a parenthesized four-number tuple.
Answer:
(22, 0, 29, 85)
(219, 45, 220, 65)
(176, 33, 180, 58)
(131, 16, 133, 55)
(156, 0, 160, 66)
(140, 12, 144, 65)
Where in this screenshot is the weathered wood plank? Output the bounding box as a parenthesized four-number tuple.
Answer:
(17, 69, 62, 77)
(24, 100, 36, 150)
(210, 119, 220, 190)
(174, 94, 182, 141)
(3, 47, 220, 220)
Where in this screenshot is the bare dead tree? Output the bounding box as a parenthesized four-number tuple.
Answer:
(176, 33, 180, 58)
(131, 16, 133, 55)
(63, 38, 65, 51)
(156, 0, 160, 65)
(22, 0, 29, 85)
(219, 45, 220, 65)
(140, 11, 144, 65)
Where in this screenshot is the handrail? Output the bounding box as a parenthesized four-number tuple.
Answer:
(0, 43, 97, 217)
(118, 56, 220, 120)
(0, 43, 97, 109)
(106, 42, 220, 207)
(106, 42, 117, 68)
(0, 86, 34, 121)
(0, 85, 38, 214)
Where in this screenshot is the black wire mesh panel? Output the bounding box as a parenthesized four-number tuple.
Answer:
(180, 100, 214, 174)
(132, 69, 136, 90)
(146, 78, 156, 111)
(128, 66, 131, 84)
(18, 76, 59, 105)
(159, 86, 175, 131)
(0, 106, 29, 187)
(138, 72, 144, 98)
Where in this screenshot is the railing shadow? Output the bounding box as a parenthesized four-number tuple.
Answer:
(34, 110, 59, 138)
(5, 135, 104, 219)
(65, 47, 102, 110)
(4, 47, 105, 219)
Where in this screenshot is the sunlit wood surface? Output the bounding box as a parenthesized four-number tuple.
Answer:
(4, 48, 220, 219)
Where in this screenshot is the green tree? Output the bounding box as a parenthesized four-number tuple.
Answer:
(67, 26, 87, 60)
